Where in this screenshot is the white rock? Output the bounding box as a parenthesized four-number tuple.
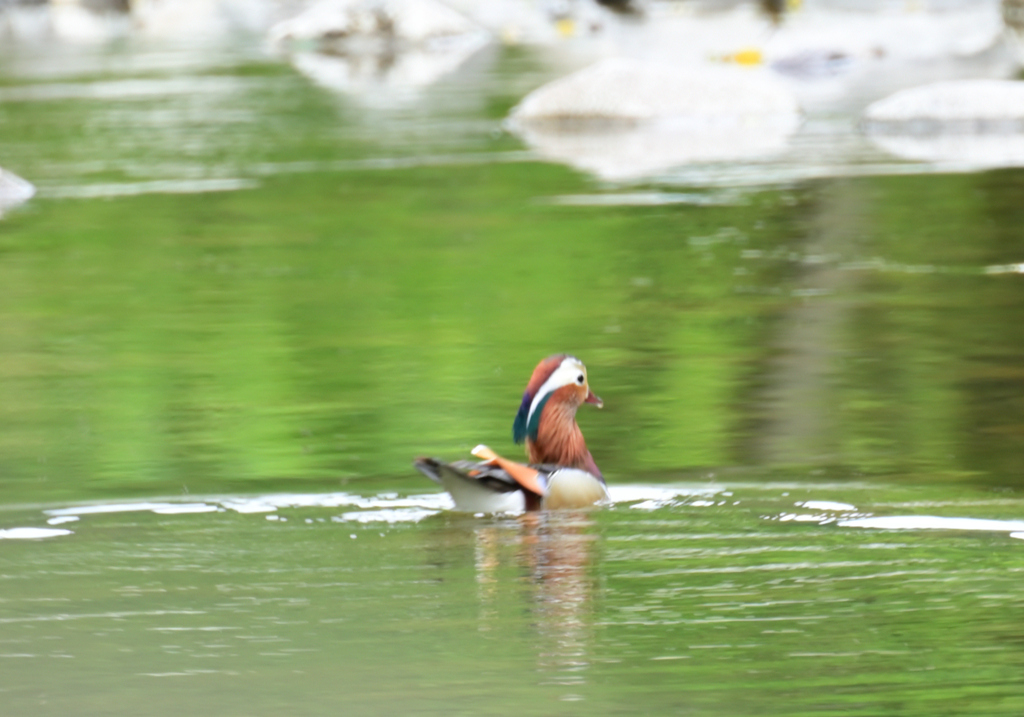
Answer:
(511, 57, 798, 124)
(507, 57, 800, 180)
(766, 2, 1003, 63)
(268, 0, 488, 50)
(289, 44, 482, 103)
(49, 0, 128, 42)
(864, 80, 1024, 166)
(270, 0, 489, 102)
(0, 167, 35, 217)
(125, 0, 291, 40)
(869, 133, 1024, 167)
(864, 79, 1024, 130)
(0, 5, 52, 42)
(1, 0, 132, 44)
(444, 0, 615, 45)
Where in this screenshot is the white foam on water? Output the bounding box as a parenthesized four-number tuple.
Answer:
(139, 669, 237, 678)
(36, 492, 456, 528)
(42, 178, 258, 199)
(219, 491, 453, 514)
(798, 500, 857, 512)
(609, 485, 721, 504)
(46, 516, 79, 525)
(779, 513, 829, 523)
(985, 262, 1024, 275)
(34, 486, 733, 525)
(547, 191, 740, 207)
(151, 504, 221, 515)
(839, 516, 1024, 532)
(0, 527, 73, 539)
(45, 502, 214, 517)
(354, 494, 453, 510)
(335, 509, 440, 524)
(220, 500, 279, 514)
(251, 152, 532, 178)
(147, 626, 239, 632)
(0, 76, 245, 103)
(629, 500, 665, 511)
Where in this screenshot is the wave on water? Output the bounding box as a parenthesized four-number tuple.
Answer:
(3, 486, 1022, 538)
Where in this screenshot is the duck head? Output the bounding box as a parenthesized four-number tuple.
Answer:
(512, 354, 603, 477)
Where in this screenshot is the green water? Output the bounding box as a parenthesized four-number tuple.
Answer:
(1, 39, 1024, 716)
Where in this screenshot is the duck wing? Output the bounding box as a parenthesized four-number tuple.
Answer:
(413, 457, 527, 513)
(413, 457, 520, 493)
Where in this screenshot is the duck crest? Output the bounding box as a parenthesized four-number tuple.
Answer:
(512, 354, 571, 445)
(511, 354, 603, 478)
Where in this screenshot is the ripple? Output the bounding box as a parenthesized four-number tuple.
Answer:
(44, 492, 454, 521)
(0, 527, 72, 540)
(0, 609, 204, 624)
(41, 178, 258, 199)
(45, 501, 220, 517)
(46, 516, 79, 525)
(334, 509, 440, 524)
(797, 500, 856, 512)
(840, 516, 1024, 533)
(0, 76, 246, 103)
(139, 669, 239, 678)
(609, 484, 726, 509)
(545, 191, 741, 207)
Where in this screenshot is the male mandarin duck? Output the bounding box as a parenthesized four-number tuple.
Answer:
(414, 354, 607, 512)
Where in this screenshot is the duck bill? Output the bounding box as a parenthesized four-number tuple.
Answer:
(585, 389, 603, 408)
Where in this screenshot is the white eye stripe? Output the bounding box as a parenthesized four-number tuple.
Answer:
(526, 357, 585, 429)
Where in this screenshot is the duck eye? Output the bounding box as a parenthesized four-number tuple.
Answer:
(576, 374, 585, 384)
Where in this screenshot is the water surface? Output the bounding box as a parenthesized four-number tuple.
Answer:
(1, 32, 1023, 717)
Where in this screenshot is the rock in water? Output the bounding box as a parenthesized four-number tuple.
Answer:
(0, 168, 35, 217)
(864, 79, 1024, 167)
(864, 79, 1024, 133)
(507, 57, 800, 181)
(511, 57, 799, 125)
(268, 0, 488, 51)
(268, 0, 488, 103)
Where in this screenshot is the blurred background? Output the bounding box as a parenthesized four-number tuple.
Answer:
(2, 2, 1024, 715)
(2, 0, 1024, 503)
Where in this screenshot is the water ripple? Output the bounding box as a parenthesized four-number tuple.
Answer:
(0, 527, 73, 540)
(840, 515, 1024, 533)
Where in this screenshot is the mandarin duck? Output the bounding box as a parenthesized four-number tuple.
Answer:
(414, 354, 607, 512)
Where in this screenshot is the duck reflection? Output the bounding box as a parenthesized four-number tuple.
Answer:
(473, 511, 599, 688)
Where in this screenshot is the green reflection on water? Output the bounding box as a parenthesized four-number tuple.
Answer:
(1, 485, 1023, 717)
(2, 165, 1024, 502)
(1, 46, 1022, 503)
(1, 39, 1024, 717)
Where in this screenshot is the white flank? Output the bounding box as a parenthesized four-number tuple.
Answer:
(543, 469, 608, 510)
(438, 467, 524, 514)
